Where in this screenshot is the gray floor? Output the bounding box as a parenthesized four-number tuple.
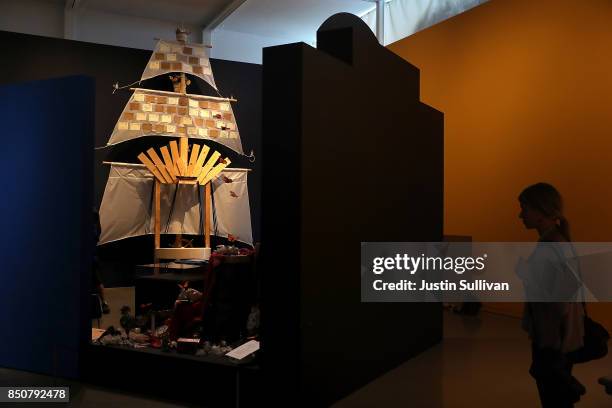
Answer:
(334, 310, 612, 407)
(0, 367, 195, 407)
(2, 309, 610, 406)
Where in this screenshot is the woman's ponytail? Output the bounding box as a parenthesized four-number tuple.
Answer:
(558, 215, 571, 242)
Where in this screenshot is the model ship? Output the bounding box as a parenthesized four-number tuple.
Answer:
(98, 28, 253, 260)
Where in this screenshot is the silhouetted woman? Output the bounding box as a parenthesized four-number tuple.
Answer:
(518, 182, 585, 407)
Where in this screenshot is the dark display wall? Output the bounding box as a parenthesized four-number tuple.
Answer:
(0, 29, 262, 244)
(0, 76, 94, 378)
(262, 14, 444, 405)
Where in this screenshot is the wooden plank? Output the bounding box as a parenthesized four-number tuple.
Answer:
(155, 247, 211, 260)
(179, 138, 188, 171)
(154, 180, 161, 266)
(192, 145, 210, 179)
(187, 144, 200, 176)
(200, 158, 231, 186)
(146, 148, 173, 184)
(137, 152, 165, 184)
(160, 146, 177, 182)
(130, 87, 237, 102)
(178, 155, 189, 176)
(197, 151, 221, 184)
(205, 183, 211, 249)
(170, 140, 187, 176)
(179, 73, 187, 94)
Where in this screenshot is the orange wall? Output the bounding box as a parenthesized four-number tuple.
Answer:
(388, 0, 612, 320)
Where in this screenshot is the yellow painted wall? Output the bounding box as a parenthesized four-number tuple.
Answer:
(388, 0, 612, 324)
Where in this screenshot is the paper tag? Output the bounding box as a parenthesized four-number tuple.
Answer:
(91, 328, 106, 341)
(225, 340, 260, 360)
(177, 338, 200, 343)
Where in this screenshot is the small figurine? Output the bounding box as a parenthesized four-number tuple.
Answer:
(169, 74, 191, 93)
(136, 303, 153, 328)
(128, 327, 149, 344)
(246, 305, 261, 336)
(175, 26, 190, 43)
(119, 305, 137, 333)
(161, 337, 171, 352)
(177, 281, 203, 303)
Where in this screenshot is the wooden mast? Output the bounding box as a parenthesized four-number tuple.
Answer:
(153, 179, 161, 270)
(173, 27, 191, 249)
(205, 183, 211, 248)
(145, 26, 218, 262)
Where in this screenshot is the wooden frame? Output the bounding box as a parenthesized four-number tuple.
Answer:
(140, 140, 231, 264)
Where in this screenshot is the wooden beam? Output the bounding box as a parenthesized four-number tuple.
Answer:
(155, 247, 210, 260)
(160, 146, 177, 182)
(137, 153, 165, 184)
(177, 138, 189, 249)
(170, 140, 187, 176)
(187, 144, 200, 176)
(197, 151, 221, 184)
(192, 145, 210, 179)
(200, 158, 231, 186)
(154, 179, 161, 265)
(205, 182, 211, 248)
(130, 88, 237, 102)
(179, 138, 189, 172)
(146, 148, 173, 184)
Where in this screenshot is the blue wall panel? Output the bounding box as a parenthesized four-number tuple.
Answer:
(0, 76, 94, 378)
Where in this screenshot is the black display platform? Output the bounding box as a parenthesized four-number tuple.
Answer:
(83, 343, 261, 407)
(135, 264, 206, 311)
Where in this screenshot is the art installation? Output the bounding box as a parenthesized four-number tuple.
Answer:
(99, 27, 254, 261)
(94, 28, 258, 360)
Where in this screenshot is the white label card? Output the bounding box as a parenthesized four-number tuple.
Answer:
(92, 328, 106, 341)
(225, 340, 260, 360)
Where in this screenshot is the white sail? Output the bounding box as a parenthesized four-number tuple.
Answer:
(211, 169, 253, 245)
(99, 164, 152, 244)
(142, 40, 216, 90)
(106, 88, 244, 155)
(99, 163, 253, 246)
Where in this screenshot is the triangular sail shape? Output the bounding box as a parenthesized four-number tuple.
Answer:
(211, 169, 253, 245)
(142, 40, 216, 90)
(99, 163, 253, 246)
(106, 88, 244, 155)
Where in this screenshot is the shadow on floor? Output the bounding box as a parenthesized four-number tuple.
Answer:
(334, 309, 612, 408)
(3, 308, 610, 407)
(0, 365, 197, 407)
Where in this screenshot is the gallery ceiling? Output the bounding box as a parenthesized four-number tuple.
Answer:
(216, 0, 374, 40)
(44, 0, 486, 63)
(79, 0, 375, 39)
(83, 0, 237, 26)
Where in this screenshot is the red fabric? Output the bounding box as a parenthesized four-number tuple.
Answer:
(168, 300, 203, 340)
(168, 250, 255, 340)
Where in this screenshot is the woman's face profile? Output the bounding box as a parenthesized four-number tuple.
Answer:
(518, 202, 541, 229)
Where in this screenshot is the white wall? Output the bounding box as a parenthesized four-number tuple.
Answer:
(0, 0, 201, 51)
(361, 0, 488, 45)
(74, 8, 202, 51)
(0, 0, 336, 64)
(0, 0, 64, 39)
(211, 28, 297, 65)
(0, 0, 488, 63)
